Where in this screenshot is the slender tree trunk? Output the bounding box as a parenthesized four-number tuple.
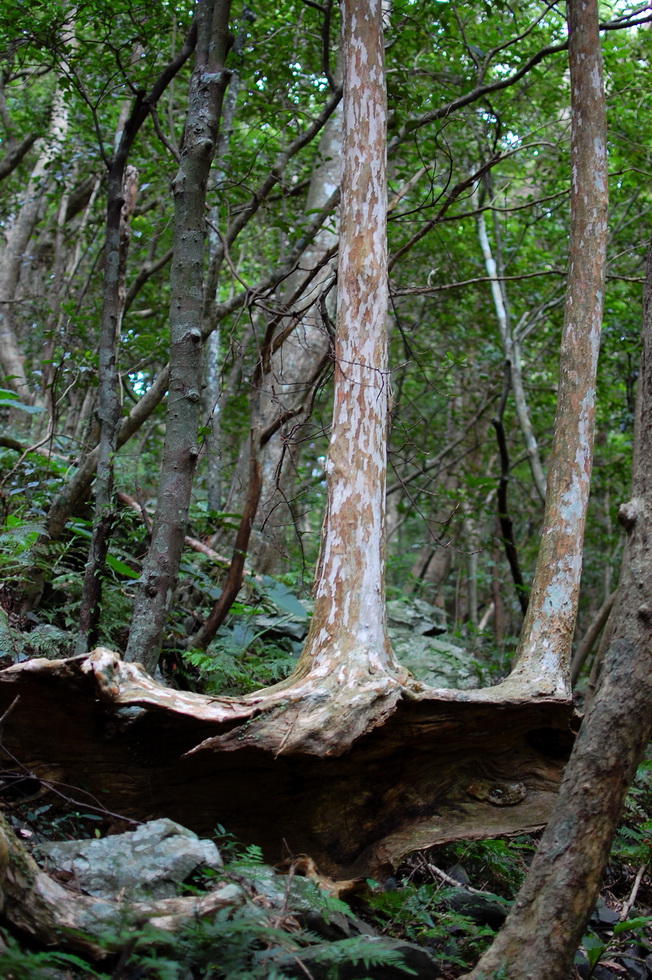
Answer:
(76, 164, 138, 651)
(464, 225, 652, 980)
(202, 6, 252, 515)
(476, 201, 547, 503)
(0, 83, 70, 398)
(569, 588, 617, 687)
(71, 23, 198, 645)
(290, 0, 400, 684)
(126, 0, 233, 671)
(507, 0, 608, 697)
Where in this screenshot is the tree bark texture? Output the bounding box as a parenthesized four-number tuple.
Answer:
(463, 228, 652, 980)
(0, 84, 70, 397)
(296, 0, 397, 678)
(224, 71, 342, 574)
(77, 164, 138, 651)
(126, 0, 233, 671)
(510, 0, 608, 697)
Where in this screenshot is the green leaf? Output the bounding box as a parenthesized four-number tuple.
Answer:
(0, 389, 44, 414)
(613, 915, 652, 935)
(105, 554, 140, 579)
(261, 576, 308, 619)
(582, 932, 606, 969)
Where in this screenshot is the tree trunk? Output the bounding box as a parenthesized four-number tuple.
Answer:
(476, 195, 547, 504)
(0, 83, 70, 399)
(77, 164, 138, 651)
(463, 227, 652, 980)
(508, 0, 608, 698)
(202, 7, 251, 515)
(125, 0, 233, 671)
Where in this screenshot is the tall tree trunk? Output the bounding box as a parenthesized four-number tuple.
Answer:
(476, 197, 547, 503)
(0, 83, 70, 398)
(76, 164, 138, 651)
(464, 226, 652, 980)
(507, 0, 608, 698)
(19, 25, 197, 614)
(202, 5, 253, 515)
(125, 0, 233, 671)
(220, 66, 342, 574)
(292, 0, 398, 681)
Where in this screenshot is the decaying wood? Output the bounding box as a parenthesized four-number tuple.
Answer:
(0, 649, 574, 880)
(0, 2, 577, 884)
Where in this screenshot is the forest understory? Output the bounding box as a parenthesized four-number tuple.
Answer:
(2, 0, 652, 976)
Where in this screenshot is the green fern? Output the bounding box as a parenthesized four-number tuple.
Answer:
(0, 516, 47, 578)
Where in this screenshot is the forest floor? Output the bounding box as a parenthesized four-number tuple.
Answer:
(1, 753, 650, 980)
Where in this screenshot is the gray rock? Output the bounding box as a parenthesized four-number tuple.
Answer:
(386, 598, 448, 636)
(37, 818, 222, 899)
(251, 593, 476, 689)
(391, 633, 479, 689)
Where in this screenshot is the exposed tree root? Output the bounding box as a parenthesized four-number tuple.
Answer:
(0, 650, 576, 879)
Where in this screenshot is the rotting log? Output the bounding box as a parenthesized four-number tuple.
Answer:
(0, 649, 575, 880)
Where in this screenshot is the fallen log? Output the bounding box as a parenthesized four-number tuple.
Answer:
(0, 649, 575, 879)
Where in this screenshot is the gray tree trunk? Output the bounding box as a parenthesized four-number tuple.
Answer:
(76, 164, 138, 651)
(126, 0, 233, 671)
(0, 83, 70, 398)
(476, 202, 547, 503)
(222, 71, 343, 574)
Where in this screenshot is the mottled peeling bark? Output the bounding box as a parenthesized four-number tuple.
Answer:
(296, 0, 400, 680)
(463, 226, 652, 980)
(509, 0, 608, 697)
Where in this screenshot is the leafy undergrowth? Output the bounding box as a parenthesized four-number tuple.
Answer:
(0, 757, 650, 980)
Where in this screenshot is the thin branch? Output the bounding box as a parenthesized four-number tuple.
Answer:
(621, 861, 650, 922)
(392, 269, 566, 298)
(0, 133, 39, 181)
(492, 364, 529, 615)
(390, 10, 652, 150)
(149, 106, 181, 163)
(570, 590, 618, 687)
(421, 858, 490, 897)
(124, 247, 174, 315)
